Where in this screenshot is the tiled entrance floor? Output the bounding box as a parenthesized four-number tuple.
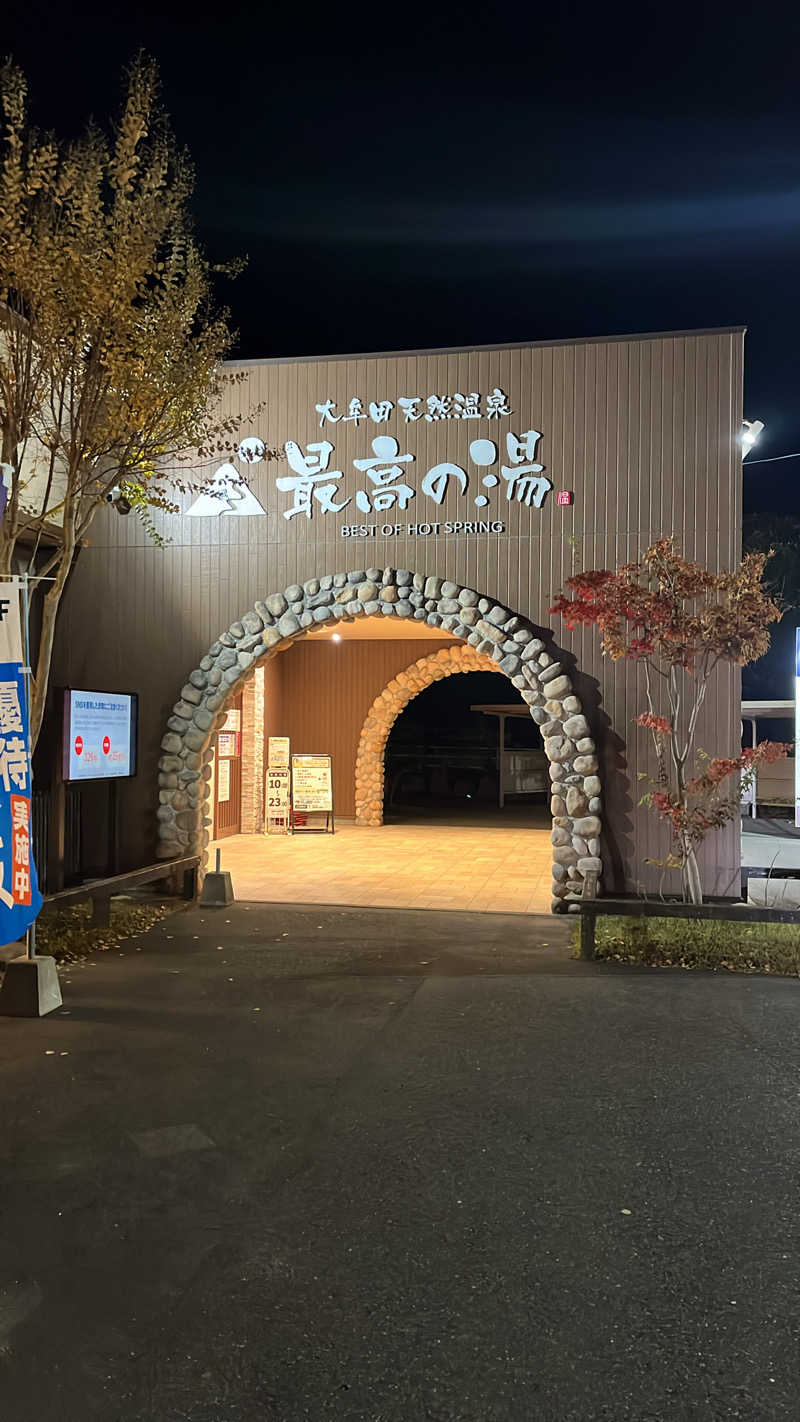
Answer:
(211, 808, 553, 915)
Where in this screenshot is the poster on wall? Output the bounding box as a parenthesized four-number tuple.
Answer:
(291, 753, 334, 834)
(0, 579, 42, 940)
(218, 706, 240, 760)
(217, 759, 231, 803)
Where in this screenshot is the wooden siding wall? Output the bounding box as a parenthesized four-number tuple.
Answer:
(259, 638, 454, 818)
(50, 329, 745, 893)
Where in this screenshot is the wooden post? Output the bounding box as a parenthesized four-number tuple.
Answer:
(579, 907, 596, 960)
(91, 896, 111, 927)
(47, 778, 66, 894)
(108, 780, 120, 876)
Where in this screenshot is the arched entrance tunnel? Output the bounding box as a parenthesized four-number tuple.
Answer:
(381, 668, 550, 825)
(156, 570, 603, 914)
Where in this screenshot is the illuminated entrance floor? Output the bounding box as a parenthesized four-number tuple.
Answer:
(211, 807, 553, 916)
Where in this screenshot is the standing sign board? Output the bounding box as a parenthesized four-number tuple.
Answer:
(268, 737, 290, 770)
(266, 768, 291, 833)
(266, 736, 291, 834)
(0, 579, 42, 939)
(291, 754, 334, 834)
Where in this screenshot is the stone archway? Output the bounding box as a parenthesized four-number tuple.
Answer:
(354, 644, 499, 824)
(156, 568, 603, 911)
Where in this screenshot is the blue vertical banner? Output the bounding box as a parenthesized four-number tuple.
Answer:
(796, 628, 800, 829)
(0, 580, 42, 941)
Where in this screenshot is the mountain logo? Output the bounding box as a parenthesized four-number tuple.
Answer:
(186, 463, 267, 517)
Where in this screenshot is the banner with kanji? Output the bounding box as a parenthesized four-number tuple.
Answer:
(0, 582, 42, 940)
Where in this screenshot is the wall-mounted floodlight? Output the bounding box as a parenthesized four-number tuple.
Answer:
(742, 420, 765, 457)
(106, 486, 131, 515)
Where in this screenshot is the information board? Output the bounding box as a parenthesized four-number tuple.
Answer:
(268, 737, 290, 769)
(217, 758, 231, 802)
(291, 753, 334, 834)
(291, 755, 333, 812)
(63, 689, 138, 782)
(265, 767, 291, 834)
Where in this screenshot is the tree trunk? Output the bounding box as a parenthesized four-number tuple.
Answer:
(674, 751, 704, 906)
(29, 553, 72, 751)
(682, 843, 703, 906)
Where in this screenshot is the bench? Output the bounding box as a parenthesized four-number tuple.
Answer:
(578, 895, 800, 960)
(45, 855, 200, 926)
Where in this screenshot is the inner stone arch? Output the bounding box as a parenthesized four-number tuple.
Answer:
(354, 645, 499, 825)
(156, 567, 603, 911)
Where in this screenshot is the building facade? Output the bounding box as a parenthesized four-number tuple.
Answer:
(49, 326, 745, 908)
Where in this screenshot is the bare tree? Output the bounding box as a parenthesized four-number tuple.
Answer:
(0, 56, 267, 746)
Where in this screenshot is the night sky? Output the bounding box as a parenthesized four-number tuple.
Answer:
(6, 0, 800, 517)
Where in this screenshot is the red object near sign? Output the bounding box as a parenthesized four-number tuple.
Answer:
(10, 796, 31, 905)
(74, 735, 83, 756)
(102, 735, 110, 754)
(556, 490, 574, 507)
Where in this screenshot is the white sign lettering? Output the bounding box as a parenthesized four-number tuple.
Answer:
(341, 520, 506, 537)
(278, 442, 349, 520)
(273, 430, 548, 521)
(189, 380, 566, 528)
(314, 388, 512, 426)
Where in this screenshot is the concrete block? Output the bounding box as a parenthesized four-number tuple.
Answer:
(199, 871, 234, 907)
(0, 956, 62, 1017)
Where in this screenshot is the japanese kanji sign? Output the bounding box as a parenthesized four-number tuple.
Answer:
(187, 380, 577, 532)
(0, 580, 42, 941)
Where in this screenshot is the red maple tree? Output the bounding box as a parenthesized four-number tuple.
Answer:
(551, 539, 787, 903)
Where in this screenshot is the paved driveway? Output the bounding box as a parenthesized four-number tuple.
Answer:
(1, 903, 799, 1420)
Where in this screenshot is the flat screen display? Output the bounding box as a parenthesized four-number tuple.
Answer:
(62, 689, 138, 781)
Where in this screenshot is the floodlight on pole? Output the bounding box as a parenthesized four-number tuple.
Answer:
(742, 419, 765, 457)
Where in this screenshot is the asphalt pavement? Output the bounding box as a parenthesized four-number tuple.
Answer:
(1, 901, 800, 1421)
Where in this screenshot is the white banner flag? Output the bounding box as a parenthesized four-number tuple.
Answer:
(0, 579, 23, 666)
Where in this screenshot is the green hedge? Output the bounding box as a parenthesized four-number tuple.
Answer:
(576, 913, 800, 975)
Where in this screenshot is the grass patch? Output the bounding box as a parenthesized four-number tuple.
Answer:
(575, 913, 800, 975)
(13, 898, 184, 966)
